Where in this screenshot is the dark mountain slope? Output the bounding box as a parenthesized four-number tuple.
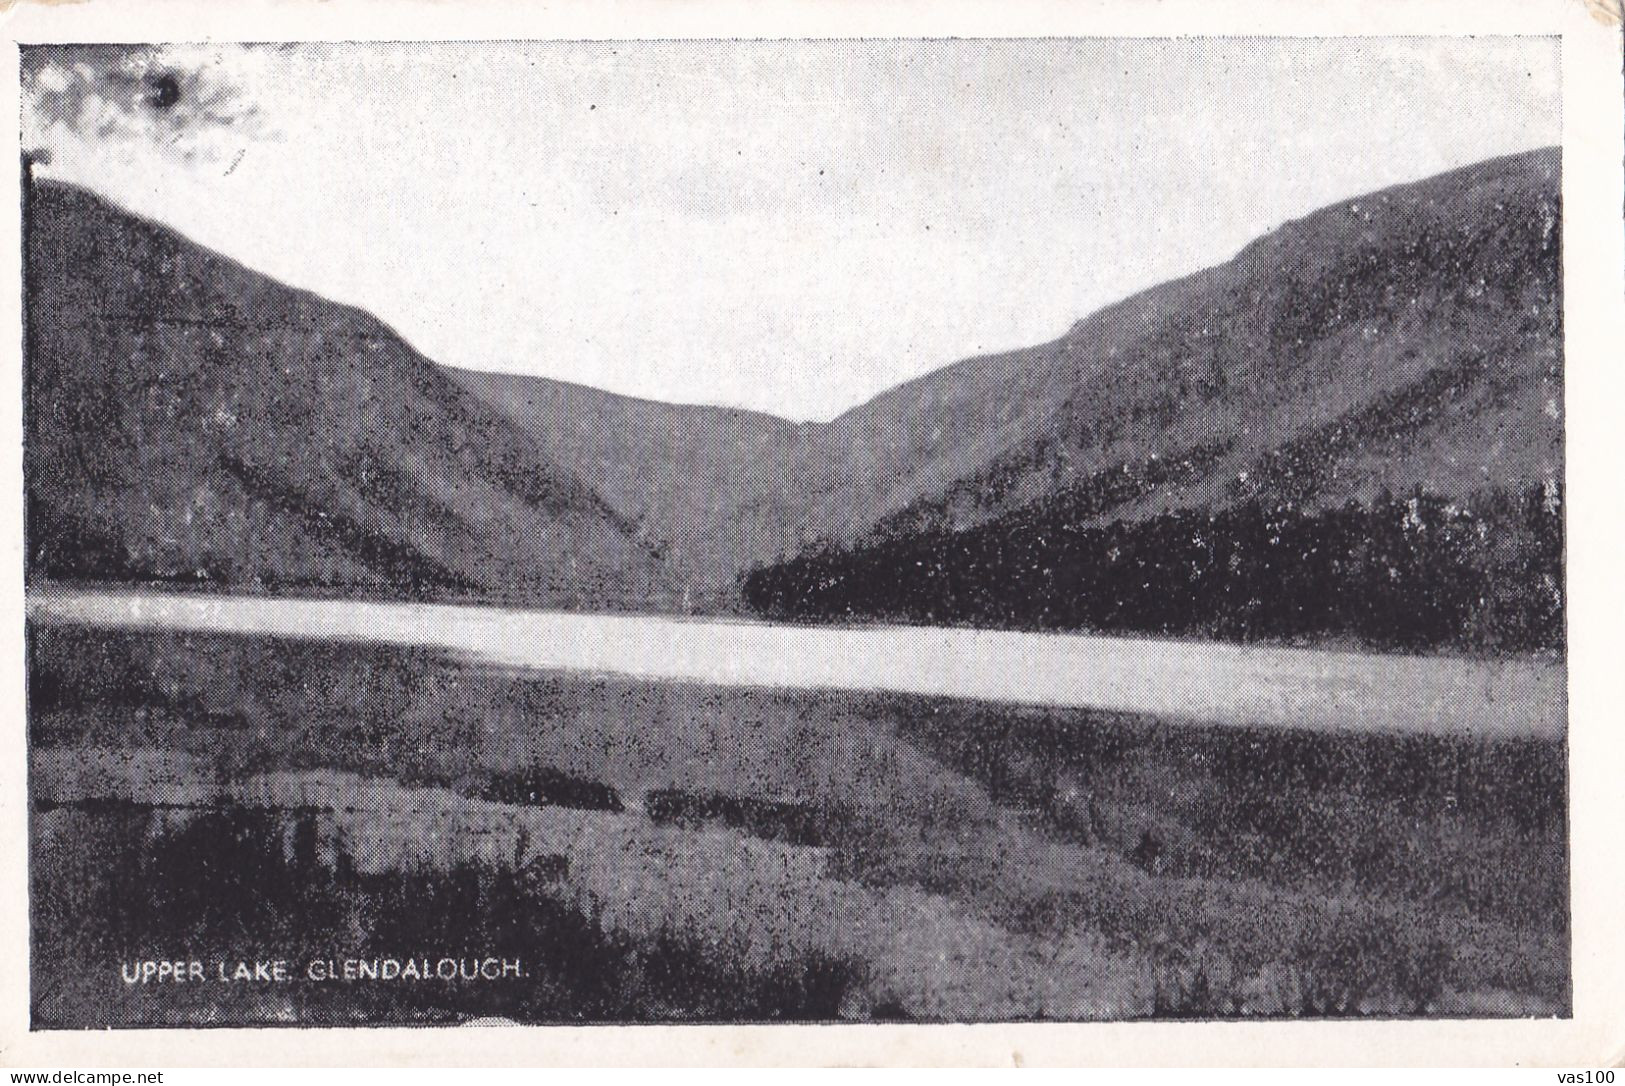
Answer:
(443, 367, 816, 593)
(742, 148, 1564, 651)
(456, 149, 1560, 605)
(802, 147, 1562, 543)
(25, 179, 676, 609)
(29, 146, 1558, 629)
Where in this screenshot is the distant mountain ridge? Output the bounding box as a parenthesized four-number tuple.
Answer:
(25, 178, 676, 609)
(458, 148, 1561, 597)
(737, 148, 1564, 652)
(26, 147, 1562, 638)
(443, 366, 816, 594)
(796, 148, 1560, 538)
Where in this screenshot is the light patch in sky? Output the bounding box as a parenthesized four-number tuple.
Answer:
(25, 39, 1560, 420)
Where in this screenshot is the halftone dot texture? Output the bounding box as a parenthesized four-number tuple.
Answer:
(23, 40, 1566, 1027)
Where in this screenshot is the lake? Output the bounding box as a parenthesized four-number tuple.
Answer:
(25, 588, 1562, 740)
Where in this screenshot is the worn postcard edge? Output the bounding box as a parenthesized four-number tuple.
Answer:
(0, 0, 1620, 1068)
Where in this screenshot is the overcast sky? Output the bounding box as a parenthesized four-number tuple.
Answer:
(25, 39, 1560, 421)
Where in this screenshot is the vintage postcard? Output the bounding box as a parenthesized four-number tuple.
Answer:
(1, 0, 1621, 1068)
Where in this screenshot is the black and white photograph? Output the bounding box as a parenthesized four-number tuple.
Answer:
(14, 28, 1585, 1037)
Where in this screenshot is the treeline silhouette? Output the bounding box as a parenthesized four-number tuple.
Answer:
(741, 483, 1563, 655)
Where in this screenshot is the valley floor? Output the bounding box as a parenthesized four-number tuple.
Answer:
(26, 610, 1569, 1025)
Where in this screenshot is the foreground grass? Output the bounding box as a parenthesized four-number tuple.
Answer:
(28, 625, 1568, 1022)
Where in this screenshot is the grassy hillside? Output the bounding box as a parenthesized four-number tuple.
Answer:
(808, 148, 1561, 540)
(25, 179, 676, 609)
(30, 624, 1568, 1023)
(742, 149, 1564, 648)
(444, 368, 816, 594)
(455, 150, 1560, 608)
(27, 148, 1562, 623)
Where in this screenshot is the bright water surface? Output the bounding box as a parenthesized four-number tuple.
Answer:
(27, 588, 1564, 741)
